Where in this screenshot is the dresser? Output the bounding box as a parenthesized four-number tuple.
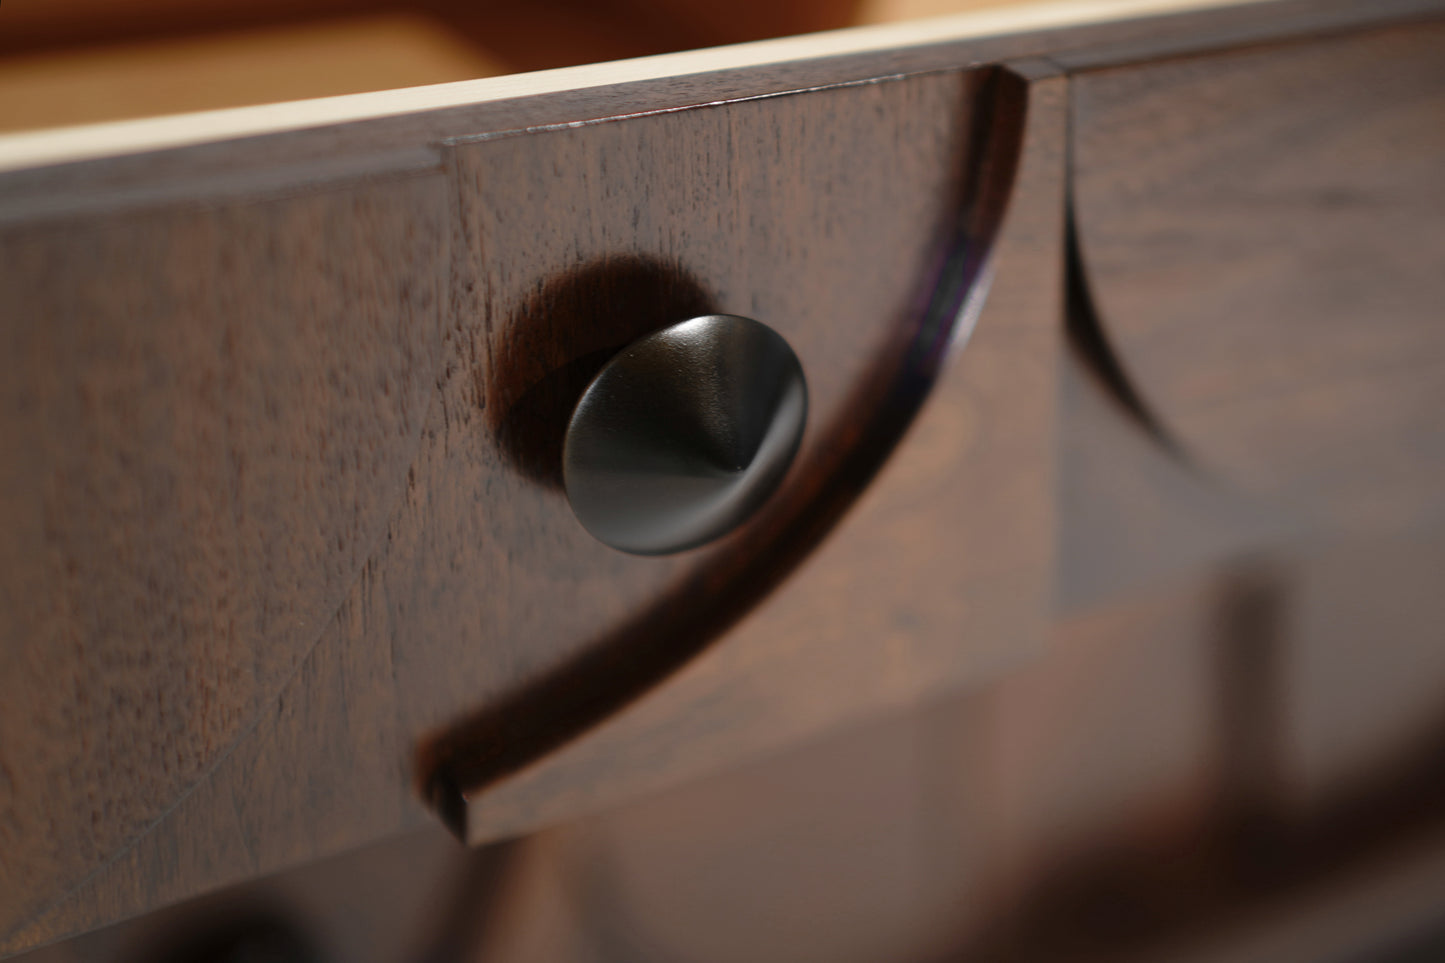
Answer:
(3, 1, 1445, 959)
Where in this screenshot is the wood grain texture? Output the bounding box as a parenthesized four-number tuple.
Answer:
(0, 61, 1032, 954)
(0, 161, 449, 943)
(1070, 19, 1445, 532)
(424, 63, 1025, 822)
(6, 0, 1445, 954)
(449, 59, 1067, 844)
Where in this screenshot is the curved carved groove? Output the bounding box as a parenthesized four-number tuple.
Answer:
(1064, 206, 1187, 459)
(422, 65, 1033, 840)
(1066, 24, 1445, 517)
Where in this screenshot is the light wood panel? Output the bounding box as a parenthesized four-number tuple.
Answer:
(0, 15, 504, 133)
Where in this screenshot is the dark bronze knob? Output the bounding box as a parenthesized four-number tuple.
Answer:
(562, 314, 807, 555)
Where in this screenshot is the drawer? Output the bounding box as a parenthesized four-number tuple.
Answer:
(0, 30, 1059, 955)
(3, 0, 1445, 954)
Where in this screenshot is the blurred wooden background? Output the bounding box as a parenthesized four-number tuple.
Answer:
(18, 532, 1445, 963)
(0, 0, 1028, 132)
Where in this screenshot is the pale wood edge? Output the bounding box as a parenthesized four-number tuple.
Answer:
(0, 0, 1260, 174)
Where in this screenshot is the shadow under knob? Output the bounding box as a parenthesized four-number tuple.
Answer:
(562, 314, 807, 555)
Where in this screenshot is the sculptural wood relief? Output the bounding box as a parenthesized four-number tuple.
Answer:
(2, 0, 1444, 956)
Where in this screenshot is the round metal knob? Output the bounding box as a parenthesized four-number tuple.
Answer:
(562, 314, 807, 555)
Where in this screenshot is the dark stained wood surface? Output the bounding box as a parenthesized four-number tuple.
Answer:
(18, 526, 1445, 963)
(1056, 344, 1294, 612)
(0, 163, 450, 945)
(0, 60, 1036, 954)
(1070, 20, 1445, 532)
(448, 58, 1067, 845)
(5, 0, 1445, 956)
(422, 64, 1014, 815)
(9, 825, 509, 963)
